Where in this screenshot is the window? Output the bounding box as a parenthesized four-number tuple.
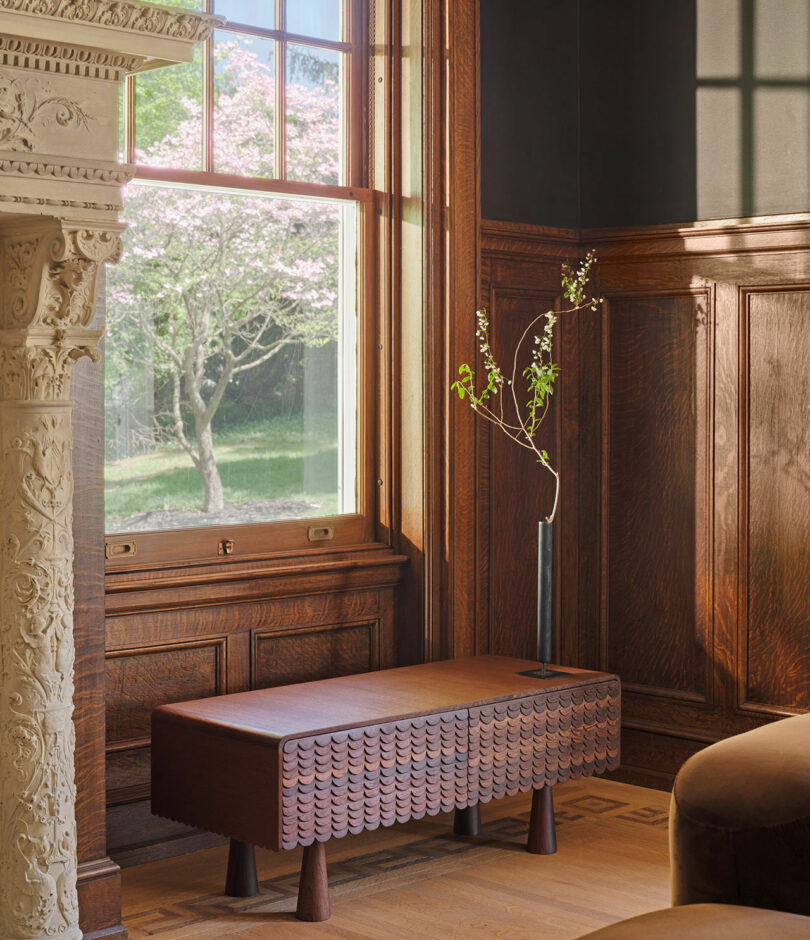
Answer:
(106, 0, 373, 563)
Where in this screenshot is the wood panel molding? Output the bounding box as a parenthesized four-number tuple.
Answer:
(582, 212, 810, 260)
(105, 548, 408, 616)
(600, 289, 714, 708)
(106, 637, 228, 746)
(477, 284, 563, 661)
(251, 620, 380, 687)
(481, 219, 579, 260)
(737, 284, 810, 716)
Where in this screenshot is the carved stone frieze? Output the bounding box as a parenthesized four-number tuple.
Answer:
(0, 154, 134, 186)
(0, 192, 120, 213)
(0, 68, 91, 152)
(0, 34, 146, 81)
(0, 0, 220, 44)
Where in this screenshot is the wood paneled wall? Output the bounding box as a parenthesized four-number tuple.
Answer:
(478, 216, 810, 787)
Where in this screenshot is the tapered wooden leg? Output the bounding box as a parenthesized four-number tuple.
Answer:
(225, 839, 258, 897)
(528, 785, 557, 855)
(453, 803, 481, 836)
(296, 841, 330, 922)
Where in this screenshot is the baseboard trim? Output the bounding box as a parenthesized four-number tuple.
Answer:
(78, 854, 125, 939)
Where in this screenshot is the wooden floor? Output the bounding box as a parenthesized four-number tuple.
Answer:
(121, 777, 671, 939)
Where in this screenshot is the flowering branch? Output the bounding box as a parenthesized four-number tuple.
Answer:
(452, 252, 603, 524)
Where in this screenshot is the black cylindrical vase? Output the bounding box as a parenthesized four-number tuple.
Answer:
(537, 520, 553, 665)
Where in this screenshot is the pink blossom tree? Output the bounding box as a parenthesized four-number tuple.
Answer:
(107, 42, 343, 513)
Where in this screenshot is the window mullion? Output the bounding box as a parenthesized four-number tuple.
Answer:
(276, 41, 286, 180)
(203, 33, 214, 172)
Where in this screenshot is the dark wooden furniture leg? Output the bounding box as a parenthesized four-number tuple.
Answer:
(453, 803, 481, 836)
(296, 841, 330, 922)
(225, 839, 259, 897)
(527, 785, 557, 855)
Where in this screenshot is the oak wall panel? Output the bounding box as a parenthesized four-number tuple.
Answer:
(252, 620, 378, 687)
(486, 287, 560, 660)
(603, 291, 711, 701)
(743, 286, 810, 711)
(106, 638, 227, 745)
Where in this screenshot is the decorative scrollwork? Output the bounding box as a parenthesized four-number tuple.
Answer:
(1, 221, 123, 330)
(0, 409, 81, 939)
(0, 156, 134, 185)
(0, 0, 220, 44)
(0, 69, 91, 152)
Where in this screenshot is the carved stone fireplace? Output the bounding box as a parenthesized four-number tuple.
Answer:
(0, 4, 216, 937)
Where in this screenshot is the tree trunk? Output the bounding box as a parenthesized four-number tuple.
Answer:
(196, 420, 225, 512)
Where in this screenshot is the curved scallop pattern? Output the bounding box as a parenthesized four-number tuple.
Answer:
(469, 681, 621, 802)
(281, 710, 470, 848)
(279, 680, 621, 848)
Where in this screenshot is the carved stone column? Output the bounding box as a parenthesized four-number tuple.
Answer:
(0, 4, 216, 938)
(0, 218, 121, 940)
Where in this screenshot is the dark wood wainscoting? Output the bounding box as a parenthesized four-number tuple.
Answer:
(479, 216, 810, 788)
(104, 550, 405, 865)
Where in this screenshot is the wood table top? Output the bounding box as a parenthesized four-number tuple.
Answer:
(153, 656, 618, 743)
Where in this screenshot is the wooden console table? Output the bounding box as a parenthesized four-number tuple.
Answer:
(151, 656, 620, 921)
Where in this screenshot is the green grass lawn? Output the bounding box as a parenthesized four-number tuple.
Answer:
(105, 413, 340, 529)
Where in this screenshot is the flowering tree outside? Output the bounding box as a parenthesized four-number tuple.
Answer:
(106, 40, 347, 519)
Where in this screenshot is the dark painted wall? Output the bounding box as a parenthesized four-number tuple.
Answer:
(579, 0, 697, 227)
(480, 0, 580, 228)
(481, 0, 810, 228)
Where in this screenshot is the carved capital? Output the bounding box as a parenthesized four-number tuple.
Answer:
(1, 216, 123, 331)
(0, 339, 101, 402)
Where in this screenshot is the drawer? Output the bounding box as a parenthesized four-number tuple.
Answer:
(469, 679, 621, 802)
(280, 709, 469, 848)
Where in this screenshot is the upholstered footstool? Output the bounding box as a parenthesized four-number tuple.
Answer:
(670, 713, 810, 916)
(576, 904, 810, 938)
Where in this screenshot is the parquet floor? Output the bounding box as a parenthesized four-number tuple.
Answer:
(121, 777, 671, 939)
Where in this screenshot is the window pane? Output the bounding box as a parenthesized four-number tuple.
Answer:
(135, 53, 203, 169)
(105, 182, 357, 534)
(286, 45, 343, 184)
(214, 30, 275, 177)
(214, 0, 275, 30)
(287, 0, 342, 41)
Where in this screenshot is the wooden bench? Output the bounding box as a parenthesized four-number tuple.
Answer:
(151, 655, 620, 921)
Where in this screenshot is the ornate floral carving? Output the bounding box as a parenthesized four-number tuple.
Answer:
(0, 0, 220, 44)
(0, 407, 81, 940)
(1, 221, 123, 329)
(0, 215, 107, 938)
(0, 69, 91, 152)
(0, 342, 100, 402)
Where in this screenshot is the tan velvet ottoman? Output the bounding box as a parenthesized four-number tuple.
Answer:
(576, 904, 810, 939)
(670, 713, 810, 916)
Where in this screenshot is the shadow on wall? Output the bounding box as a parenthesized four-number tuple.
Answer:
(483, 0, 810, 228)
(581, 0, 810, 227)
